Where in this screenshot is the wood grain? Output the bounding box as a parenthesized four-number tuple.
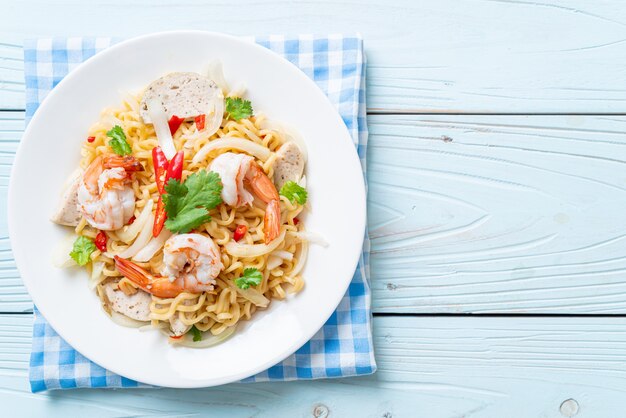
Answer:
(3, 314, 626, 417)
(2, 0, 626, 112)
(369, 114, 626, 313)
(3, 112, 626, 314)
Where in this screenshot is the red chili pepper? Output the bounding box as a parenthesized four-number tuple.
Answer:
(95, 231, 108, 252)
(127, 215, 136, 225)
(233, 224, 247, 242)
(168, 115, 185, 135)
(169, 335, 183, 340)
(152, 150, 185, 237)
(194, 114, 206, 131)
(152, 147, 169, 194)
(153, 198, 168, 237)
(166, 150, 184, 183)
(87, 136, 96, 143)
(293, 217, 300, 225)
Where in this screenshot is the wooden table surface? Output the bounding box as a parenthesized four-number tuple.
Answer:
(2, 1, 626, 417)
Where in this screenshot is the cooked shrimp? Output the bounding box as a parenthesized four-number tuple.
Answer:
(114, 233, 224, 298)
(209, 152, 281, 243)
(77, 155, 144, 231)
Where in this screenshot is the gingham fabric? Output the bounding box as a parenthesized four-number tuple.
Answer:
(24, 35, 375, 392)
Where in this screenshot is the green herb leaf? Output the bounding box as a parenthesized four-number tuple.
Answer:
(190, 325, 202, 342)
(163, 171, 223, 233)
(225, 97, 253, 121)
(279, 181, 308, 205)
(106, 125, 132, 156)
(69, 236, 96, 266)
(235, 268, 263, 289)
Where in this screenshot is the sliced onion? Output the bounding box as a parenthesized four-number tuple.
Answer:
(166, 325, 236, 348)
(192, 137, 271, 164)
(202, 89, 224, 139)
(118, 213, 155, 258)
(146, 98, 177, 159)
(116, 199, 154, 244)
(228, 82, 247, 98)
(289, 230, 329, 247)
(133, 228, 172, 262)
(225, 230, 286, 258)
(236, 287, 270, 307)
(290, 240, 309, 277)
(207, 61, 230, 95)
(109, 310, 149, 328)
(52, 234, 78, 268)
(102, 114, 123, 129)
(266, 255, 282, 270)
(259, 118, 308, 163)
(88, 261, 106, 289)
(272, 250, 294, 261)
(121, 91, 140, 114)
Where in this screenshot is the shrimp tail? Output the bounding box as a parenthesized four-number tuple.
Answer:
(115, 255, 186, 298)
(264, 199, 281, 244)
(246, 161, 279, 203)
(103, 155, 145, 172)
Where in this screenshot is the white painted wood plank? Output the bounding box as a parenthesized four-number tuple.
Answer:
(1, 314, 626, 417)
(369, 114, 626, 313)
(3, 112, 626, 313)
(2, 0, 626, 112)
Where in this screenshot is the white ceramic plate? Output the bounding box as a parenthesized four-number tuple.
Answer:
(8, 31, 365, 388)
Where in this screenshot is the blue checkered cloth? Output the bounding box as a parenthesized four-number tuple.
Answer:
(24, 35, 374, 392)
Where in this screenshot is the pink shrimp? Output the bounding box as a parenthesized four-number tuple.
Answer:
(209, 152, 281, 244)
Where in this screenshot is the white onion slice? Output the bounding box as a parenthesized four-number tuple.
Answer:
(266, 255, 282, 270)
(88, 261, 106, 289)
(133, 228, 172, 262)
(207, 61, 230, 95)
(225, 230, 286, 258)
(227, 82, 247, 98)
(118, 213, 155, 258)
(259, 119, 308, 163)
(109, 311, 149, 328)
(167, 325, 236, 348)
(52, 234, 78, 268)
(192, 137, 271, 164)
(290, 240, 309, 278)
(272, 250, 294, 261)
(146, 98, 177, 159)
(289, 231, 329, 247)
(235, 287, 270, 307)
(201, 89, 224, 139)
(116, 199, 154, 244)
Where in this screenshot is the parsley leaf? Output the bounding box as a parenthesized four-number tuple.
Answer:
(279, 181, 308, 205)
(190, 325, 202, 342)
(225, 97, 253, 121)
(163, 171, 223, 233)
(69, 236, 96, 266)
(106, 125, 132, 156)
(235, 268, 263, 289)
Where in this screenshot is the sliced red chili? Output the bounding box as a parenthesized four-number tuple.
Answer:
(87, 136, 96, 143)
(233, 224, 247, 242)
(95, 231, 108, 252)
(194, 114, 206, 131)
(166, 150, 184, 183)
(293, 217, 300, 225)
(153, 198, 167, 238)
(152, 146, 169, 194)
(167, 115, 185, 135)
(127, 215, 136, 225)
(152, 149, 184, 237)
